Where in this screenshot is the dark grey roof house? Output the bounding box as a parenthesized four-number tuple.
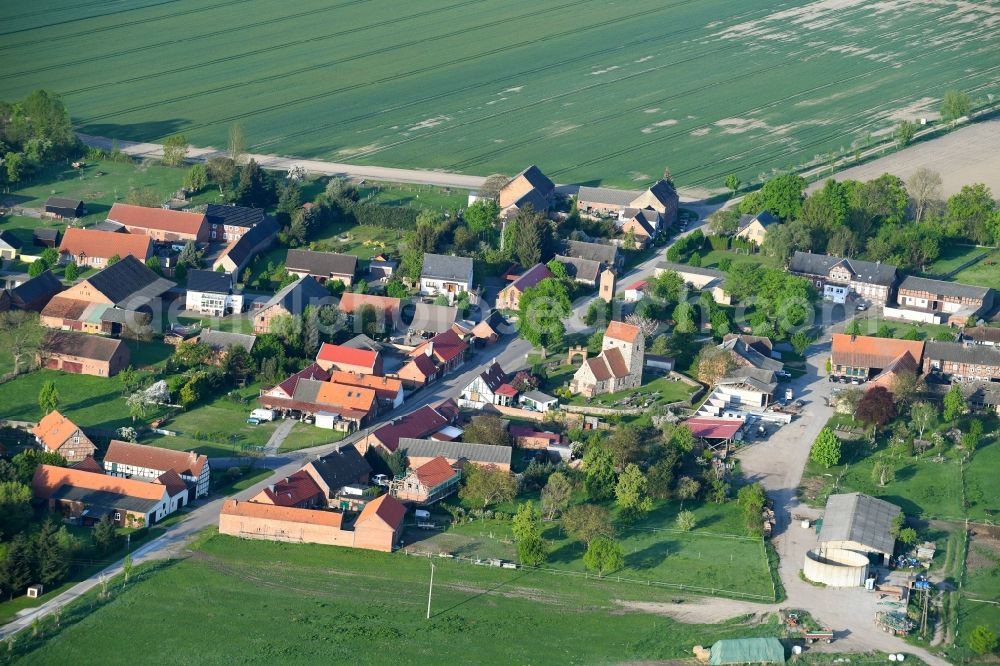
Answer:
(205, 203, 266, 229)
(5, 270, 64, 312)
(197, 328, 257, 354)
(303, 444, 373, 498)
(563, 239, 620, 269)
(285, 249, 358, 284)
(397, 437, 513, 468)
(44, 197, 85, 219)
(818, 492, 901, 558)
(213, 216, 279, 275)
(422, 253, 474, 282)
(186, 269, 234, 294)
(87, 256, 175, 308)
(554, 254, 601, 285)
(788, 251, 897, 287)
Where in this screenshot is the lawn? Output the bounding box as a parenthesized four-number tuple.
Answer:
(278, 424, 345, 453)
(410, 500, 776, 601)
(569, 372, 698, 408)
(799, 415, 998, 522)
(920, 244, 991, 278)
(846, 317, 955, 342)
(0, 340, 172, 429)
(357, 181, 470, 212)
(6, 532, 783, 664)
(957, 531, 1000, 658)
(0, 159, 204, 225)
(949, 251, 1000, 290)
(699, 249, 780, 271)
(3, 0, 996, 190)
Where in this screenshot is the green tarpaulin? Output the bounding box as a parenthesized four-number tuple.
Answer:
(709, 637, 786, 665)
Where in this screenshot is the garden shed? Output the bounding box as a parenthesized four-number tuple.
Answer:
(709, 637, 785, 665)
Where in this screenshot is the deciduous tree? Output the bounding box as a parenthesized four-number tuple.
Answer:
(561, 504, 614, 546)
(675, 510, 696, 531)
(512, 502, 548, 566)
(907, 168, 941, 222)
(615, 464, 653, 522)
(518, 278, 571, 352)
(0, 312, 44, 376)
(540, 472, 572, 519)
(910, 401, 936, 440)
(458, 464, 516, 509)
(583, 537, 623, 577)
(810, 428, 842, 468)
(943, 383, 966, 423)
(940, 89, 971, 123)
(463, 415, 513, 448)
(161, 134, 188, 167)
(856, 386, 897, 437)
(38, 380, 59, 416)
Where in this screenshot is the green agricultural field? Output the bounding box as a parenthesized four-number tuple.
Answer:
(6, 533, 783, 664)
(3, 0, 997, 190)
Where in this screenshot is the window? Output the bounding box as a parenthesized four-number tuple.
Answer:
(114, 512, 121, 521)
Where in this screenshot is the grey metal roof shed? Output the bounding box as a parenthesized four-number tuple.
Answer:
(819, 492, 901, 557)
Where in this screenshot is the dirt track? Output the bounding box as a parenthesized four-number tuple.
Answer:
(806, 118, 1000, 198)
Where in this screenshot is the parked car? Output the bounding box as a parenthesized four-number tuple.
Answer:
(776, 370, 791, 379)
(250, 408, 275, 422)
(246, 417, 261, 425)
(372, 474, 390, 487)
(856, 303, 868, 311)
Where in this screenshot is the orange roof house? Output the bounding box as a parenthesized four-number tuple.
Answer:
(353, 494, 406, 552)
(338, 292, 401, 321)
(315, 382, 377, 416)
(316, 342, 382, 375)
(58, 227, 154, 267)
(391, 456, 461, 504)
(218, 498, 403, 552)
(106, 203, 209, 242)
(33, 463, 182, 526)
(31, 410, 97, 463)
(328, 371, 404, 409)
(830, 334, 924, 383)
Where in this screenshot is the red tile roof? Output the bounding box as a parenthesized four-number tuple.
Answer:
(414, 457, 458, 488)
(253, 470, 323, 507)
(317, 343, 379, 370)
(496, 383, 518, 398)
(104, 440, 208, 478)
(268, 363, 331, 398)
(370, 404, 451, 451)
(506, 262, 553, 293)
(626, 280, 647, 290)
(411, 328, 467, 364)
(31, 410, 81, 453)
(70, 456, 105, 474)
(154, 469, 188, 497)
(509, 426, 561, 445)
(328, 371, 403, 400)
(59, 227, 153, 262)
(107, 203, 207, 236)
(605, 320, 641, 344)
(221, 499, 344, 528)
(355, 494, 406, 531)
(404, 353, 438, 379)
(338, 292, 401, 318)
(33, 464, 168, 501)
(683, 418, 744, 440)
(831, 334, 924, 370)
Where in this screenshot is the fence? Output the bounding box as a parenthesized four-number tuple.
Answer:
(402, 549, 776, 602)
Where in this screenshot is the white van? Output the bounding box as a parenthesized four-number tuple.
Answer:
(250, 408, 275, 423)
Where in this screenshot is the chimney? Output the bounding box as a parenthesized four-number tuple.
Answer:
(189, 451, 198, 463)
(425, 341, 434, 357)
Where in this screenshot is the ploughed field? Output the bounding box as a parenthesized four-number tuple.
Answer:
(2, 0, 998, 188)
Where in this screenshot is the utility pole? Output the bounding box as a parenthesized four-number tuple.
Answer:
(426, 562, 435, 620)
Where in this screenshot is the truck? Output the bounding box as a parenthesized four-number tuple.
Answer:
(250, 408, 276, 423)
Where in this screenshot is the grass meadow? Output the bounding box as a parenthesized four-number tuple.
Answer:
(5, 532, 782, 664)
(2, 0, 997, 189)
(409, 500, 777, 601)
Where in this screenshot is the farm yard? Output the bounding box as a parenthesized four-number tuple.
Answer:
(4, 533, 783, 664)
(2, 0, 997, 191)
